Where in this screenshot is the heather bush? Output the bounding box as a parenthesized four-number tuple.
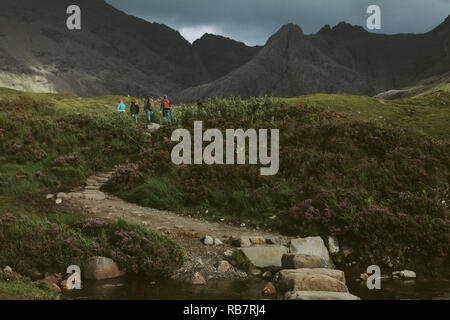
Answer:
(0, 214, 183, 279)
(0, 99, 147, 194)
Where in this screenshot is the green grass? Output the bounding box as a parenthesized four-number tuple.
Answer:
(0, 276, 59, 300)
(286, 91, 450, 139)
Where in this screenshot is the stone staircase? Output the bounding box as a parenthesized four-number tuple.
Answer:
(81, 170, 116, 200)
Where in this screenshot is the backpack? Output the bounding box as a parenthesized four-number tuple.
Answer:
(162, 99, 170, 110)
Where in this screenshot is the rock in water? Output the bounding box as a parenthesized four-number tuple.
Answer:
(281, 254, 333, 269)
(241, 245, 289, 269)
(83, 256, 125, 280)
(262, 282, 277, 295)
(203, 235, 214, 245)
(392, 270, 416, 279)
(275, 269, 347, 293)
(283, 291, 360, 300)
(190, 272, 206, 285)
(289, 237, 332, 264)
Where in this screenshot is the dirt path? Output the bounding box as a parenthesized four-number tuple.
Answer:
(64, 171, 291, 281)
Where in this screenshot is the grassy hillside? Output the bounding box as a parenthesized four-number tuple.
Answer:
(0, 88, 448, 275)
(288, 91, 450, 140)
(0, 88, 183, 298)
(104, 95, 449, 274)
(0, 88, 151, 194)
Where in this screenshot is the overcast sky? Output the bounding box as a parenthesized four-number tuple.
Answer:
(105, 0, 450, 46)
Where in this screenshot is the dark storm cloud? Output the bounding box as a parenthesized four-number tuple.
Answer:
(105, 0, 450, 45)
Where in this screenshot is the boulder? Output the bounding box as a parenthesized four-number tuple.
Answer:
(282, 254, 333, 269)
(214, 238, 223, 245)
(189, 272, 206, 285)
(55, 198, 63, 204)
(203, 235, 214, 245)
(216, 261, 231, 273)
(275, 269, 347, 293)
(46, 194, 54, 200)
(283, 291, 360, 300)
(241, 245, 289, 269)
(289, 237, 332, 264)
(83, 256, 125, 280)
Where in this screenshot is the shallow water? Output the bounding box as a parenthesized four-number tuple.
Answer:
(64, 277, 272, 300)
(347, 277, 450, 300)
(63, 275, 450, 300)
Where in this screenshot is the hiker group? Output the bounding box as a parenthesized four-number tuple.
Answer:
(116, 94, 172, 125)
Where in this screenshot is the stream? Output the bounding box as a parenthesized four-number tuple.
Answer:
(63, 274, 450, 300)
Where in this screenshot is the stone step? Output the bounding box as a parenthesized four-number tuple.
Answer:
(85, 186, 101, 190)
(84, 192, 106, 201)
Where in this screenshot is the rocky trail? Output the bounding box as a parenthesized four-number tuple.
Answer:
(60, 171, 291, 281)
(49, 170, 362, 300)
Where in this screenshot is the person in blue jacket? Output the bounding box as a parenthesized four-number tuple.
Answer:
(116, 99, 126, 113)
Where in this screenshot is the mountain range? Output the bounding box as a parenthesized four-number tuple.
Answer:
(0, 0, 449, 101)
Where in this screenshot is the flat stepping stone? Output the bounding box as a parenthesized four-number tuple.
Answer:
(283, 291, 360, 300)
(241, 245, 289, 269)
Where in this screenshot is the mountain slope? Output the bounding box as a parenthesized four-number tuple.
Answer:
(176, 17, 450, 103)
(0, 0, 209, 97)
(176, 24, 371, 102)
(193, 34, 261, 80)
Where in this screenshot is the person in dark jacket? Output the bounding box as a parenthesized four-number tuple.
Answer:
(144, 96, 153, 125)
(130, 100, 139, 123)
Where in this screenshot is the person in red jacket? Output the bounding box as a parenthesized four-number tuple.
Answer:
(160, 94, 171, 121)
